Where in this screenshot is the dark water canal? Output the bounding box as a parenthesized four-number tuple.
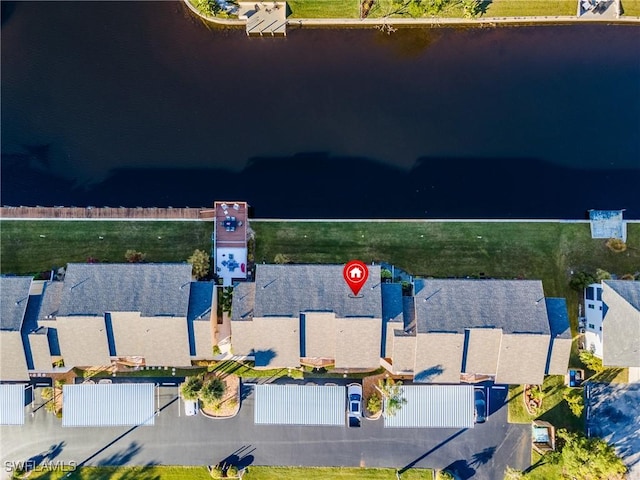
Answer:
(2, 2, 639, 217)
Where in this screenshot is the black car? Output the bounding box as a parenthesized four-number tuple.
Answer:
(474, 388, 487, 423)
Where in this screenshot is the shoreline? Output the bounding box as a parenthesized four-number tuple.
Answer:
(2, 206, 639, 222)
(182, 0, 640, 27)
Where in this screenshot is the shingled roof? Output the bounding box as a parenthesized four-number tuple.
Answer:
(602, 280, 640, 367)
(58, 264, 192, 318)
(414, 279, 550, 335)
(248, 264, 382, 319)
(604, 280, 640, 312)
(37, 281, 64, 322)
(0, 276, 32, 331)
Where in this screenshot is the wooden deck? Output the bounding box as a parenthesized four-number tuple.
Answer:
(214, 202, 248, 248)
(1, 206, 209, 220)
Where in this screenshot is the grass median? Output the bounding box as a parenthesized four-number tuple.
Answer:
(18, 466, 433, 479)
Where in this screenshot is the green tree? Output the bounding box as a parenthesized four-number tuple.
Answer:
(124, 249, 146, 263)
(557, 429, 626, 480)
(570, 271, 596, 291)
(181, 376, 203, 401)
(220, 286, 233, 314)
(188, 249, 210, 280)
(377, 378, 407, 418)
(367, 393, 382, 415)
(563, 388, 584, 417)
(196, 0, 222, 16)
(381, 268, 393, 281)
(200, 377, 226, 404)
(595, 268, 611, 282)
(579, 350, 605, 374)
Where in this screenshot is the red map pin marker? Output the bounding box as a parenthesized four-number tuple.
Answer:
(343, 260, 369, 296)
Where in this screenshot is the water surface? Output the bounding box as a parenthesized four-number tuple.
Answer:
(2, 2, 639, 217)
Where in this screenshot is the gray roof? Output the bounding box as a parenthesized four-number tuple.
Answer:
(414, 279, 550, 335)
(240, 264, 382, 320)
(604, 280, 640, 312)
(0, 276, 32, 331)
(58, 264, 192, 317)
(231, 282, 256, 321)
(37, 281, 64, 322)
(544, 297, 572, 375)
(382, 283, 403, 323)
(187, 281, 214, 321)
(545, 298, 572, 339)
(602, 281, 640, 367)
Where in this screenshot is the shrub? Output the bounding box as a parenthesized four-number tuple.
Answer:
(209, 466, 224, 479)
(367, 393, 382, 415)
(606, 238, 627, 253)
(570, 271, 595, 291)
(438, 471, 455, 480)
(563, 388, 584, 417)
(124, 249, 146, 263)
(579, 350, 605, 374)
(200, 377, 226, 404)
(188, 249, 210, 280)
(226, 465, 238, 477)
(181, 376, 203, 401)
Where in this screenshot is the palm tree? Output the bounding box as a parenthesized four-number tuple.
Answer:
(181, 376, 203, 401)
(200, 377, 226, 405)
(376, 378, 407, 418)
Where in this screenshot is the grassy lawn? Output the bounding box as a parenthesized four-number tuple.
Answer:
(621, 0, 640, 14)
(483, 0, 577, 17)
(525, 452, 564, 480)
(252, 221, 640, 332)
(18, 466, 433, 479)
(287, 0, 360, 18)
(507, 375, 584, 432)
(285, 0, 580, 18)
(12, 466, 212, 480)
(243, 466, 433, 479)
(0, 220, 211, 275)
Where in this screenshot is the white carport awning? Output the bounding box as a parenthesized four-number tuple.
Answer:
(255, 384, 345, 426)
(62, 383, 155, 427)
(0, 384, 26, 425)
(384, 385, 474, 428)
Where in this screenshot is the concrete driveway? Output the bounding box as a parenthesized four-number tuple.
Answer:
(1, 382, 529, 480)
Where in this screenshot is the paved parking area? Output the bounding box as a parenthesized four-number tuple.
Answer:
(587, 382, 640, 480)
(1, 383, 529, 480)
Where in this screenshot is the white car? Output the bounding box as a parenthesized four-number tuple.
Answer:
(184, 399, 198, 416)
(347, 383, 363, 427)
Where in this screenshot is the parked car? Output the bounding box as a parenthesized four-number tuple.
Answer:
(184, 399, 199, 416)
(347, 383, 362, 427)
(474, 388, 486, 423)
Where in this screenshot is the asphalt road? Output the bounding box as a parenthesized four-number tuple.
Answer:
(0, 383, 529, 480)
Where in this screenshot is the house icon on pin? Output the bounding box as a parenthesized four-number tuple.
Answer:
(349, 267, 363, 279)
